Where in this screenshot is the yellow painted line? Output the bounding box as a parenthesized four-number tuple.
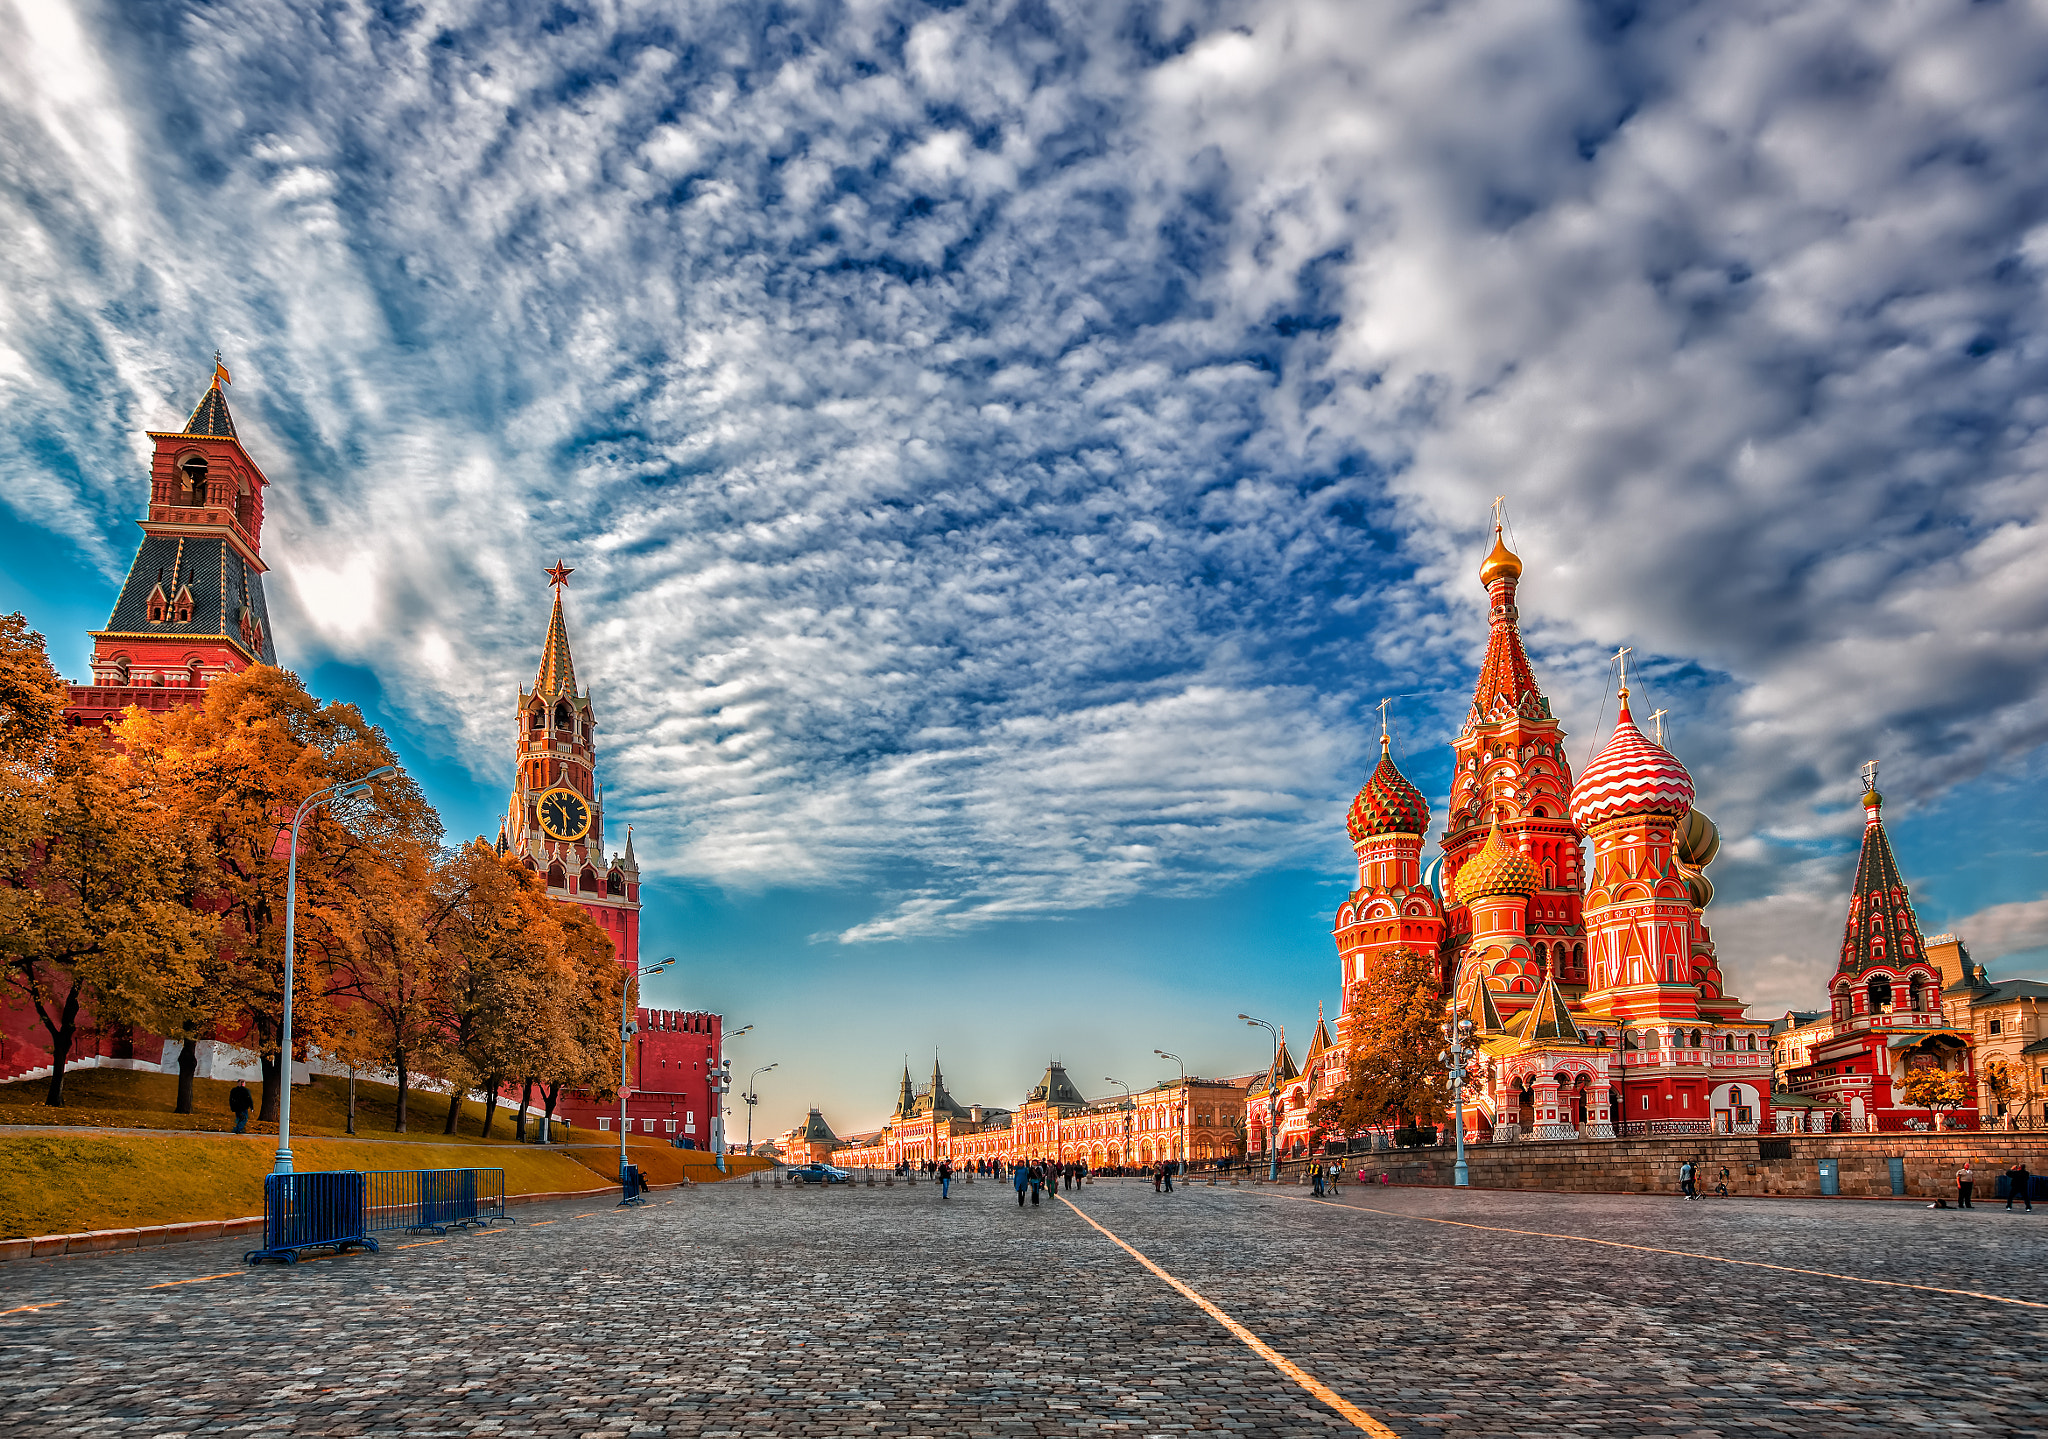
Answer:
(395, 1239, 446, 1249)
(145, 1271, 245, 1289)
(528, 1220, 557, 1227)
(0, 1301, 64, 1316)
(573, 1212, 598, 1218)
(1287, 1194, 2048, 1311)
(1058, 1196, 1397, 1438)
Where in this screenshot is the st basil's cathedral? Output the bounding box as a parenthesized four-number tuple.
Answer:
(1263, 526, 1776, 1153)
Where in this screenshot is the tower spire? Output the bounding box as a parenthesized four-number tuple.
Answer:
(534, 561, 579, 698)
(1836, 763, 1923, 977)
(1467, 510, 1545, 728)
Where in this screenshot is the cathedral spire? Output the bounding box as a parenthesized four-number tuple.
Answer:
(1465, 517, 1546, 729)
(1835, 763, 1925, 978)
(534, 561, 579, 698)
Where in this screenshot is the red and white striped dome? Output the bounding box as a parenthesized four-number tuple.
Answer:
(1569, 691, 1694, 829)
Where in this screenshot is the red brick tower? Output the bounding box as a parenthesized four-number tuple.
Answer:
(1440, 524, 1586, 1009)
(65, 358, 277, 727)
(499, 562, 640, 967)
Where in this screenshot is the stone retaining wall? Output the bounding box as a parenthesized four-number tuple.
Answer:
(1308, 1132, 2047, 1199)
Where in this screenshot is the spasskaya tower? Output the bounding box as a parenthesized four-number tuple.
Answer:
(498, 561, 640, 970)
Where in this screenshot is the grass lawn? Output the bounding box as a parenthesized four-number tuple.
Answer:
(0, 1069, 772, 1236)
(0, 1068, 551, 1140)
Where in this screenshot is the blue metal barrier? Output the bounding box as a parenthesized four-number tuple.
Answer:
(363, 1168, 511, 1235)
(246, 1171, 375, 1264)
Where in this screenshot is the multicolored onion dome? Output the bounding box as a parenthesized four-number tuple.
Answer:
(1453, 818, 1543, 905)
(1676, 808, 1720, 868)
(1479, 527, 1523, 588)
(1347, 735, 1431, 842)
(1569, 690, 1695, 830)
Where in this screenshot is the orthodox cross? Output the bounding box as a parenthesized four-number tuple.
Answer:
(1649, 707, 1669, 746)
(1861, 759, 1880, 791)
(1376, 696, 1392, 740)
(545, 559, 575, 589)
(1492, 495, 1507, 530)
(1614, 645, 1633, 693)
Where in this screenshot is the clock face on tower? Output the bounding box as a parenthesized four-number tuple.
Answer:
(537, 786, 593, 842)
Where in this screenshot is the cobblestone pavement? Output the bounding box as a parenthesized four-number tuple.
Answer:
(1, 1174, 2042, 1437)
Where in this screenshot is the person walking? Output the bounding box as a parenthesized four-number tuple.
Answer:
(938, 1158, 953, 1200)
(1678, 1158, 1696, 1200)
(1013, 1161, 1029, 1208)
(2006, 1160, 2033, 1212)
(1956, 1160, 1975, 1209)
(1310, 1161, 1325, 1198)
(1162, 1161, 1173, 1194)
(229, 1082, 253, 1134)
(1028, 1163, 1043, 1206)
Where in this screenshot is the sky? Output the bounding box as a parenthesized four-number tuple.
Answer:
(3, 0, 2047, 1141)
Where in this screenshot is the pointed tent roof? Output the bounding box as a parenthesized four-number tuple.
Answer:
(893, 1064, 917, 1120)
(925, 1058, 967, 1118)
(1466, 976, 1506, 1033)
(1466, 526, 1548, 728)
(1304, 1010, 1334, 1067)
(182, 375, 238, 439)
(1249, 1042, 1300, 1097)
(1521, 976, 1582, 1044)
(799, 1108, 838, 1144)
(1027, 1062, 1088, 1107)
(1835, 776, 1927, 979)
(533, 584, 579, 699)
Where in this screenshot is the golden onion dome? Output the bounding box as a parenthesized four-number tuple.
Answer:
(1862, 787, 1883, 810)
(1479, 526, 1523, 589)
(1453, 818, 1542, 905)
(1676, 808, 1720, 868)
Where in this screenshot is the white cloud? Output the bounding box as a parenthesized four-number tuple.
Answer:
(2, 0, 2045, 979)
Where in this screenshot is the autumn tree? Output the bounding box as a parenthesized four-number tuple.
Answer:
(1902, 1066, 1972, 1126)
(1312, 947, 1448, 1138)
(524, 903, 625, 1142)
(0, 613, 67, 764)
(115, 665, 439, 1122)
(1984, 1058, 2017, 1120)
(322, 844, 438, 1131)
(414, 842, 583, 1137)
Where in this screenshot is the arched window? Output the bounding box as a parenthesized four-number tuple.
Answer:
(529, 707, 544, 731)
(579, 867, 601, 894)
(1868, 975, 1893, 1011)
(235, 474, 255, 531)
(1690, 1028, 1702, 1048)
(555, 700, 573, 729)
(607, 868, 625, 896)
(546, 862, 567, 889)
(180, 455, 209, 506)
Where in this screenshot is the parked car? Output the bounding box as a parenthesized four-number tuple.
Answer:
(786, 1163, 852, 1185)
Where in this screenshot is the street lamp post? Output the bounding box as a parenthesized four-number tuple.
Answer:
(1442, 1007, 1476, 1187)
(274, 766, 395, 1177)
(712, 1024, 752, 1171)
(1239, 1015, 1281, 1182)
(1155, 1049, 1187, 1169)
(621, 955, 676, 1192)
(744, 1062, 778, 1155)
(1105, 1077, 1133, 1172)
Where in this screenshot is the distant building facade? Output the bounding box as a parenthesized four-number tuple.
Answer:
(817, 1060, 1251, 1169)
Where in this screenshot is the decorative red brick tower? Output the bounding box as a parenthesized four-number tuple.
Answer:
(1440, 523, 1587, 1009)
(502, 565, 727, 1149)
(499, 562, 641, 966)
(65, 358, 277, 727)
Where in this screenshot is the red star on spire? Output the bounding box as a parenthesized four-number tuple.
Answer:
(544, 559, 574, 589)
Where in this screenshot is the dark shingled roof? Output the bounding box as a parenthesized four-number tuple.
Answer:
(97, 535, 275, 664)
(183, 382, 238, 439)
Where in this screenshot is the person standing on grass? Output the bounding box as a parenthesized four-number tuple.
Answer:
(229, 1082, 253, 1134)
(1956, 1160, 1975, 1209)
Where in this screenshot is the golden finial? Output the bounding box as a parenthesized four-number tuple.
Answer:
(1479, 497, 1522, 588)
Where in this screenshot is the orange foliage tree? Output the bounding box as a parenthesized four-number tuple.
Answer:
(1312, 946, 1448, 1139)
(115, 666, 439, 1121)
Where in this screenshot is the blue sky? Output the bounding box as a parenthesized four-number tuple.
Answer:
(4, 0, 2047, 1138)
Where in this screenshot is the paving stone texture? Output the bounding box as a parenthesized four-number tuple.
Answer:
(0, 1175, 2041, 1437)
